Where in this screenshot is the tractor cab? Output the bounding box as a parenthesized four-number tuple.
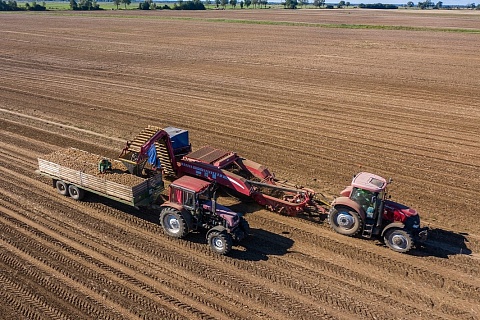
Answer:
(349, 172, 387, 220)
(168, 175, 213, 210)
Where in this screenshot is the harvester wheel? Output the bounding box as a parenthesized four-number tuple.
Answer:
(68, 185, 85, 201)
(208, 231, 233, 255)
(384, 228, 413, 253)
(55, 180, 69, 196)
(160, 207, 188, 239)
(328, 206, 362, 236)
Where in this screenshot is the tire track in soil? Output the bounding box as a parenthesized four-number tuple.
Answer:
(0, 166, 336, 320)
(0, 187, 263, 320)
(0, 204, 214, 320)
(1, 151, 478, 318)
(0, 150, 412, 319)
(2, 67, 479, 157)
(0, 271, 69, 320)
(0, 158, 326, 320)
(245, 213, 480, 313)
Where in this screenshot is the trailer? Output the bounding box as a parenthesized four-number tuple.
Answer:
(37, 147, 249, 255)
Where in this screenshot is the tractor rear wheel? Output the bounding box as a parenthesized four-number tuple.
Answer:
(160, 207, 188, 239)
(208, 231, 233, 255)
(384, 228, 413, 253)
(328, 206, 362, 236)
(68, 185, 85, 201)
(55, 180, 69, 196)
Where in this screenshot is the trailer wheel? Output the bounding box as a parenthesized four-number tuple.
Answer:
(68, 185, 85, 201)
(160, 207, 188, 239)
(208, 231, 233, 255)
(55, 180, 69, 196)
(328, 206, 362, 236)
(384, 228, 413, 253)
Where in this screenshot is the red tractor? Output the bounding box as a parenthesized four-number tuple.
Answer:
(159, 176, 250, 255)
(328, 172, 428, 253)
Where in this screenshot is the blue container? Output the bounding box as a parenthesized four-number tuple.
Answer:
(164, 126, 190, 150)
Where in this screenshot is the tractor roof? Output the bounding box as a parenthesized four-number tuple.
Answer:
(351, 172, 387, 193)
(170, 175, 211, 193)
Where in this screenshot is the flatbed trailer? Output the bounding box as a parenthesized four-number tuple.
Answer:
(37, 148, 164, 206)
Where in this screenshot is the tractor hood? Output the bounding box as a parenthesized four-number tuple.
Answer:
(384, 200, 418, 217)
(202, 200, 240, 227)
(384, 200, 419, 224)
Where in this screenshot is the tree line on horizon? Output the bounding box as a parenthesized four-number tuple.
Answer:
(1, 0, 479, 10)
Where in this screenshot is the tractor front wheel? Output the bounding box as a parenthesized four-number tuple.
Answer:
(384, 228, 413, 253)
(160, 208, 188, 239)
(328, 206, 362, 236)
(208, 231, 233, 255)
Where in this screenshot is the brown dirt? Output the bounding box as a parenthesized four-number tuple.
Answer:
(1, 10, 479, 320)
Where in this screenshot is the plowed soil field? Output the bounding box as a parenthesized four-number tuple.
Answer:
(1, 10, 479, 320)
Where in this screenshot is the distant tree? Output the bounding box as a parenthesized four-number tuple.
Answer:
(417, 0, 433, 8)
(313, 0, 325, 6)
(230, 0, 237, 7)
(0, 0, 23, 10)
(251, 0, 258, 7)
(299, 0, 309, 7)
(434, 0, 442, 8)
(477, 3, 480, 8)
(121, 0, 130, 8)
(27, 0, 46, 9)
(346, 1, 350, 6)
(69, 0, 77, 9)
(113, 0, 120, 8)
(173, 0, 205, 9)
(221, 0, 227, 8)
(406, 1, 414, 6)
(139, 0, 150, 9)
(215, 0, 220, 6)
(338, 0, 345, 7)
(240, 0, 243, 7)
(285, 0, 297, 8)
(244, 0, 250, 6)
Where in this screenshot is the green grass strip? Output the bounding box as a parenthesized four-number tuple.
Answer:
(18, 11, 480, 34)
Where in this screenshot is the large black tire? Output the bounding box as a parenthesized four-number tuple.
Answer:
(328, 206, 362, 236)
(55, 180, 69, 196)
(384, 228, 413, 253)
(233, 217, 251, 244)
(68, 184, 85, 201)
(207, 231, 233, 255)
(240, 217, 250, 237)
(160, 207, 188, 239)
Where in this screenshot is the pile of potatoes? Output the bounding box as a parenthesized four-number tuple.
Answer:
(43, 148, 146, 186)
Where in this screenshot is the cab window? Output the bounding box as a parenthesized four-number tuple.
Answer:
(350, 187, 376, 212)
(183, 191, 195, 209)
